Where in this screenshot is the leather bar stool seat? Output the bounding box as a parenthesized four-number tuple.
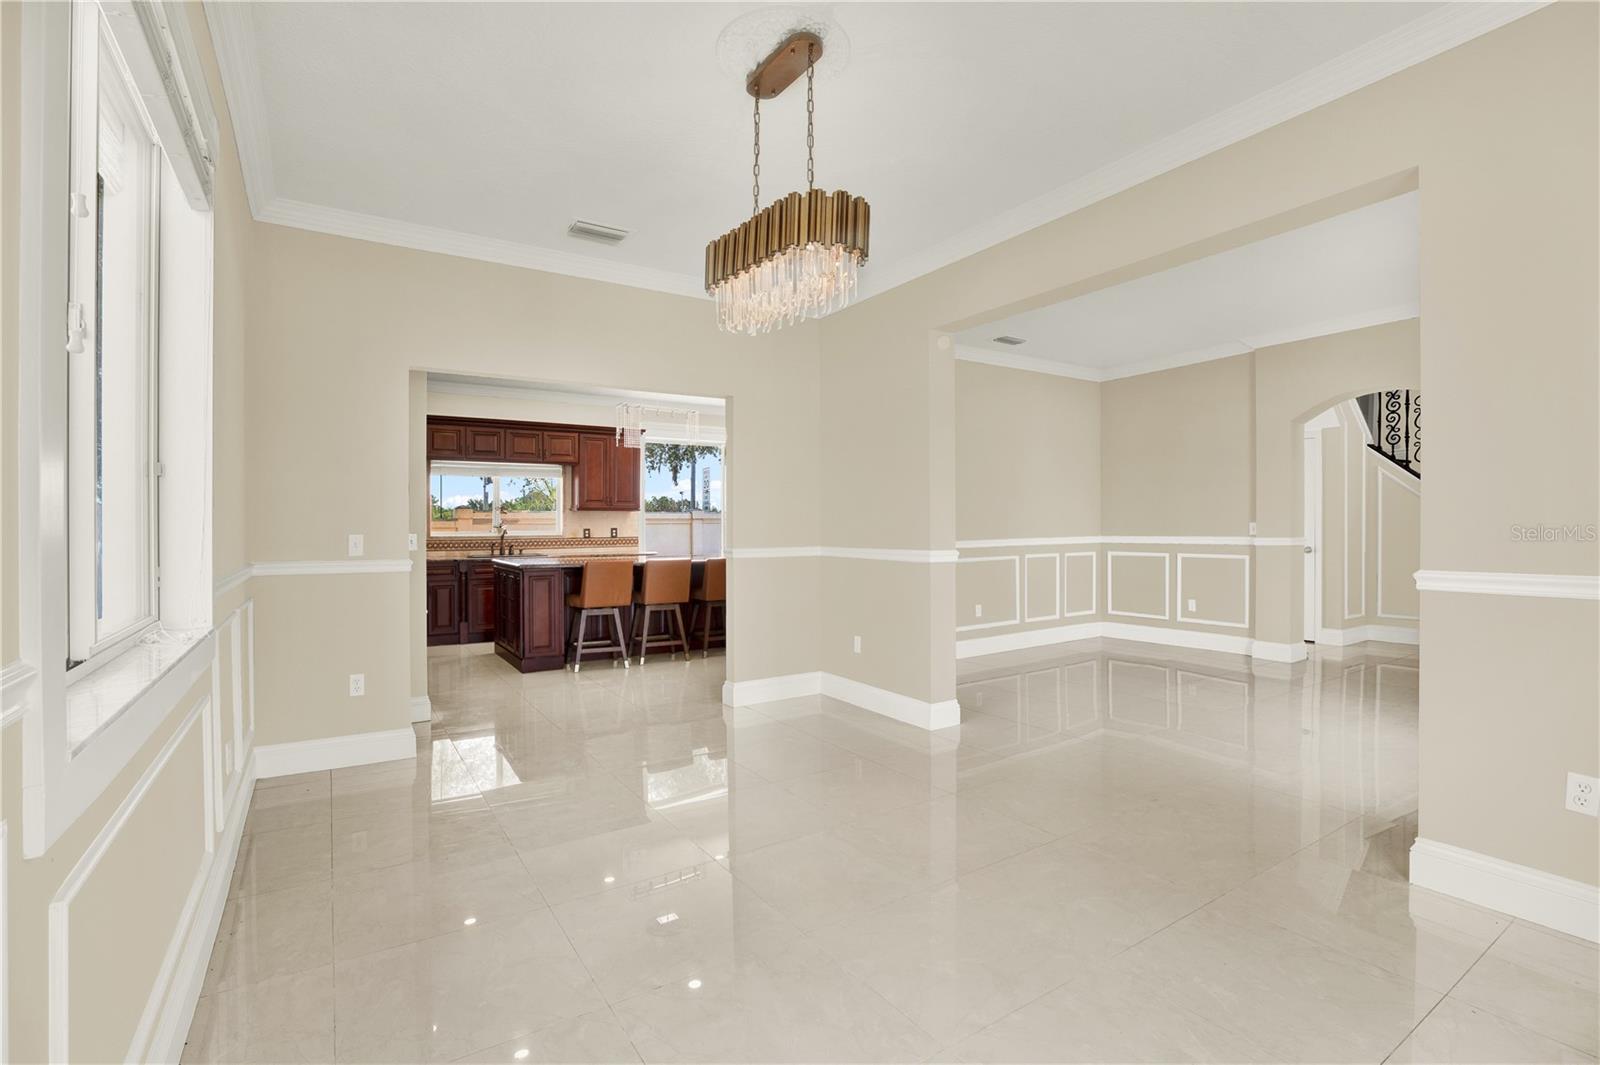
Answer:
(566, 559, 634, 671)
(630, 559, 691, 664)
(689, 557, 727, 658)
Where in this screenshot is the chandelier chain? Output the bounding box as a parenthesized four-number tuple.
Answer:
(752, 93, 762, 216)
(805, 44, 816, 190)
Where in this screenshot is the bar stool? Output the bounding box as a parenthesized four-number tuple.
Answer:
(689, 557, 727, 658)
(566, 559, 633, 671)
(630, 559, 691, 664)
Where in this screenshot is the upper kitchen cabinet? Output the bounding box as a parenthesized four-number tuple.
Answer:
(428, 422, 467, 459)
(465, 424, 504, 458)
(542, 431, 580, 464)
(575, 433, 612, 509)
(428, 418, 587, 466)
(575, 431, 640, 510)
(426, 417, 641, 510)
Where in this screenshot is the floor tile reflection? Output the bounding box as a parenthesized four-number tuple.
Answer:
(180, 640, 1596, 1064)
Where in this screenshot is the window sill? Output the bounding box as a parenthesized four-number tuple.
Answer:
(65, 629, 208, 752)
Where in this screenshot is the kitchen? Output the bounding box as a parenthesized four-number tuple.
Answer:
(420, 375, 727, 673)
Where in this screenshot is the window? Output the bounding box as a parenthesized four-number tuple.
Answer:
(66, 5, 162, 667)
(643, 444, 723, 513)
(430, 463, 564, 537)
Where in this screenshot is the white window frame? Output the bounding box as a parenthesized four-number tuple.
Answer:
(429, 462, 566, 538)
(11, 0, 219, 859)
(65, 5, 163, 673)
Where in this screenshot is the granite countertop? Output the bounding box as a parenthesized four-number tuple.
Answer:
(491, 553, 724, 568)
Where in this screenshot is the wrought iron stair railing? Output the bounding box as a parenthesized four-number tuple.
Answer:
(1357, 390, 1421, 477)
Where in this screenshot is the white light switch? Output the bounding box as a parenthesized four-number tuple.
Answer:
(1187, 598, 1197, 612)
(348, 533, 365, 557)
(852, 635, 862, 654)
(408, 532, 419, 551)
(975, 604, 983, 618)
(349, 673, 365, 697)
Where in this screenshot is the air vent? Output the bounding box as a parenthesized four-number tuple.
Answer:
(567, 220, 629, 244)
(992, 335, 1027, 346)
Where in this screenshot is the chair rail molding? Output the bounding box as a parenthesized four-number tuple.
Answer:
(1413, 570, 1600, 600)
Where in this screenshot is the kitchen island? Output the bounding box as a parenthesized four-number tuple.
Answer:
(490, 555, 717, 672)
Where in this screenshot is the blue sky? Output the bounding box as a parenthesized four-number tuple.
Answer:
(644, 449, 723, 509)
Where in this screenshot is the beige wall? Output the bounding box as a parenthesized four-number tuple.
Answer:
(955, 321, 1423, 648)
(954, 360, 1099, 541)
(1101, 354, 1255, 537)
(246, 218, 824, 738)
(910, 8, 1597, 886)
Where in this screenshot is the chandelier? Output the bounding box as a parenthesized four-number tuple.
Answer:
(705, 32, 870, 335)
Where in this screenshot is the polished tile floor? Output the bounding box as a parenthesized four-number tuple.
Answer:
(183, 639, 1598, 1063)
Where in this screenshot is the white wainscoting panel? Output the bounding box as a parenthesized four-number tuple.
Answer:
(1023, 553, 1062, 623)
(1106, 551, 1171, 621)
(1175, 553, 1251, 629)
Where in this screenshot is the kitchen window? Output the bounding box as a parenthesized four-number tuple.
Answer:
(66, 5, 162, 668)
(431, 462, 564, 537)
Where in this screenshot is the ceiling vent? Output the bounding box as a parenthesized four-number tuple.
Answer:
(992, 335, 1027, 346)
(568, 220, 629, 244)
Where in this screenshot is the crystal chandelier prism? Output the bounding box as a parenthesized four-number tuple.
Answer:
(705, 32, 870, 335)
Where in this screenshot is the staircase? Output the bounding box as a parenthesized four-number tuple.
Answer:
(1357, 390, 1421, 477)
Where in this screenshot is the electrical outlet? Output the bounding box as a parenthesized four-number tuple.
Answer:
(1248, 522, 1258, 536)
(348, 673, 365, 697)
(1187, 598, 1197, 612)
(975, 604, 983, 618)
(408, 532, 419, 551)
(1566, 772, 1598, 816)
(347, 533, 364, 557)
(852, 635, 862, 654)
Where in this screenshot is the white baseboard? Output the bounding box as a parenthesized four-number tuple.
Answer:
(1249, 639, 1309, 663)
(819, 673, 961, 730)
(254, 727, 416, 778)
(409, 695, 433, 723)
(145, 751, 254, 1063)
(721, 672, 821, 707)
(1411, 838, 1598, 942)
(1317, 624, 1420, 647)
(954, 622, 1101, 659)
(722, 671, 959, 730)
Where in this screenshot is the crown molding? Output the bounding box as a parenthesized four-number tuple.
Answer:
(257, 198, 706, 298)
(202, 1, 275, 215)
(953, 345, 1108, 382)
(862, 3, 1546, 298)
(207, 1, 1542, 303)
(956, 308, 1420, 383)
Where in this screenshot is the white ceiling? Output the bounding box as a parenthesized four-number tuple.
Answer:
(208, 3, 1533, 300)
(954, 191, 1419, 380)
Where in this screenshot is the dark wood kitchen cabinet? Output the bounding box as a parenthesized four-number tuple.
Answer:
(505, 428, 543, 462)
(426, 561, 463, 645)
(574, 432, 640, 511)
(426, 418, 640, 511)
(494, 563, 569, 671)
(462, 561, 496, 643)
(464, 425, 504, 458)
(427, 559, 497, 645)
(542, 430, 580, 463)
(427, 423, 466, 459)
(426, 417, 623, 468)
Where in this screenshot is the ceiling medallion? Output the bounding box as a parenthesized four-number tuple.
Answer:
(705, 31, 870, 335)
